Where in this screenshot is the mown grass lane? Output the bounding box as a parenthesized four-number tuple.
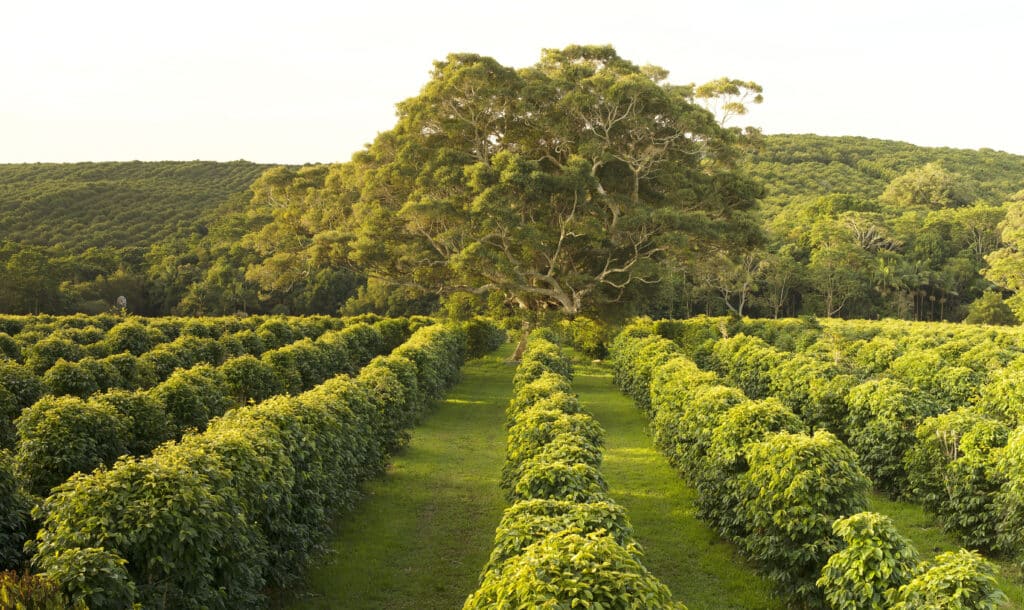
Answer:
(274, 345, 514, 609)
(572, 356, 782, 610)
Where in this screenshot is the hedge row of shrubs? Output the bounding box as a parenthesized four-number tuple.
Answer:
(0, 313, 357, 345)
(5, 319, 415, 501)
(0, 316, 380, 450)
(673, 321, 1024, 558)
(13, 321, 473, 609)
(3, 315, 355, 397)
(610, 322, 1006, 608)
(464, 333, 684, 609)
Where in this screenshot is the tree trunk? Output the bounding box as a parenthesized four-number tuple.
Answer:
(510, 319, 532, 362)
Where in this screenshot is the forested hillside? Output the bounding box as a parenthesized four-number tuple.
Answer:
(0, 161, 269, 250)
(2, 134, 1024, 322)
(748, 134, 1024, 205)
(0, 161, 277, 316)
(722, 134, 1024, 323)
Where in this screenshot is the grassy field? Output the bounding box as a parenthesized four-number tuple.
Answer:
(273, 345, 515, 609)
(571, 356, 782, 610)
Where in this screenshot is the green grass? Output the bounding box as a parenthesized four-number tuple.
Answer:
(869, 492, 1024, 609)
(571, 356, 783, 610)
(273, 345, 515, 610)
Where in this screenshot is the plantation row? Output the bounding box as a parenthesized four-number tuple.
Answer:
(659, 316, 1024, 561)
(0, 315, 430, 450)
(0, 314, 361, 383)
(464, 332, 683, 608)
(0, 314, 354, 422)
(8, 318, 418, 502)
(1, 318, 506, 608)
(612, 322, 1006, 608)
(0, 317, 412, 577)
(0, 312, 355, 348)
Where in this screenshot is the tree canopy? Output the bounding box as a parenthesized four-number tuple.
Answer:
(244, 45, 763, 317)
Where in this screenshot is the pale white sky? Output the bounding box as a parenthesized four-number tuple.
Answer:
(1, 0, 1021, 164)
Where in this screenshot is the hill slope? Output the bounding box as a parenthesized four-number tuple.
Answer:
(0, 161, 271, 251)
(748, 134, 1024, 206)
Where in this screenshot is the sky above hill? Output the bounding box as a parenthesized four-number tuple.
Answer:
(2, 0, 1021, 165)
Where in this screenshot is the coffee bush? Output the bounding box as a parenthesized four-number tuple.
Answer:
(817, 512, 919, 610)
(15, 395, 129, 496)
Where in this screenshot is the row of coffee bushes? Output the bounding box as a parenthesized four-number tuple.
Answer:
(660, 315, 1024, 373)
(7, 319, 411, 500)
(0, 316, 345, 446)
(7, 322, 473, 609)
(0, 313, 353, 342)
(610, 322, 1006, 608)
(3, 315, 347, 389)
(681, 324, 1024, 557)
(0, 314, 353, 365)
(0, 316, 415, 451)
(0, 319, 413, 579)
(464, 334, 683, 609)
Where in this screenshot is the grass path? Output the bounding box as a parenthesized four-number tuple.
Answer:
(571, 357, 782, 610)
(274, 345, 515, 610)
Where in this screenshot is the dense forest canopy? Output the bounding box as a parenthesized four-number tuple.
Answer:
(1, 64, 1024, 323)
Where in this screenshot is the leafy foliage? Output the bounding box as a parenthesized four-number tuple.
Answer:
(891, 550, 1007, 610)
(30, 321, 472, 607)
(0, 451, 30, 571)
(14, 396, 129, 496)
(466, 530, 682, 609)
(467, 330, 682, 608)
(817, 512, 919, 610)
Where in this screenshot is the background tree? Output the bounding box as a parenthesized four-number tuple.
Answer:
(244, 46, 763, 323)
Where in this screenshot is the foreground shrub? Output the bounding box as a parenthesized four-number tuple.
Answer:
(89, 390, 173, 455)
(42, 359, 99, 398)
(710, 334, 784, 399)
(891, 550, 1006, 610)
(905, 410, 1008, 552)
(996, 426, 1024, 555)
(844, 378, 936, 494)
(14, 396, 129, 496)
(502, 404, 602, 492)
(24, 337, 84, 375)
(0, 361, 43, 409)
(698, 398, 805, 537)
(32, 452, 267, 610)
(482, 499, 634, 574)
(0, 388, 18, 450)
(148, 364, 232, 435)
(357, 355, 420, 452)
(769, 353, 854, 434)
(220, 355, 284, 404)
(510, 459, 608, 503)
(505, 372, 573, 425)
(465, 530, 682, 610)
(817, 512, 919, 610)
(40, 547, 135, 610)
(736, 430, 870, 605)
(649, 358, 736, 472)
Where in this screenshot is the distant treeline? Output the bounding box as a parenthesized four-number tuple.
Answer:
(1, 135, 1023, 323)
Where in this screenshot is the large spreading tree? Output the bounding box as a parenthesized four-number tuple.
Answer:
(244, 45, 763, 318)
